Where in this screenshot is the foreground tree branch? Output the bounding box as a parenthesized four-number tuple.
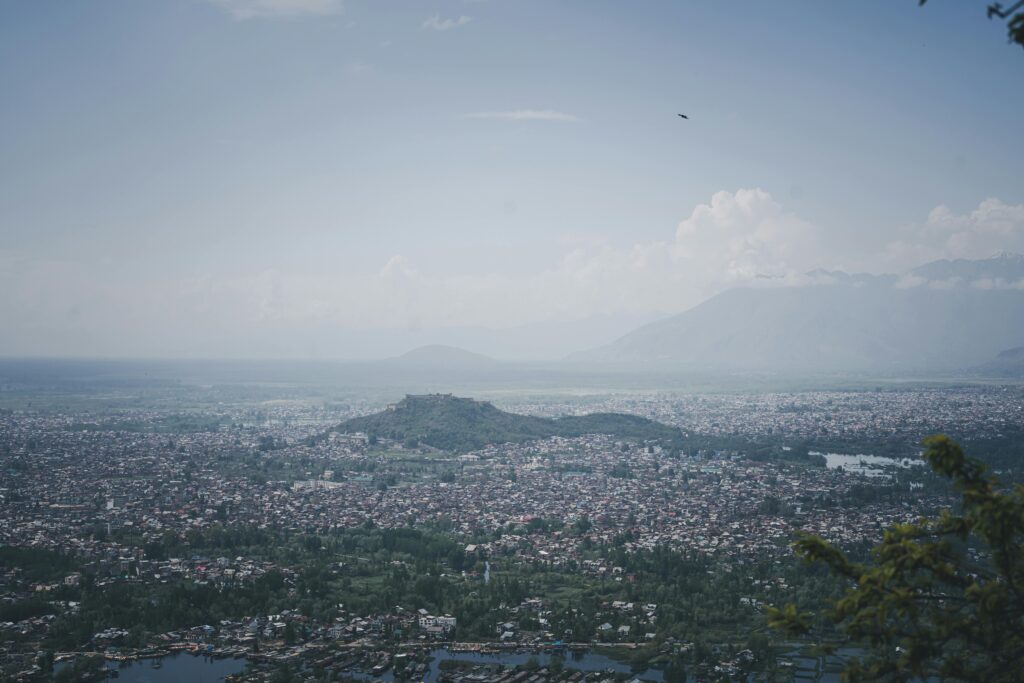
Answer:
(769, 435, 1024, 682)
(920, 1, 1024, 50)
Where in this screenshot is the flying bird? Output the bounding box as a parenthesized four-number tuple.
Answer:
(678, 113, 689, 119)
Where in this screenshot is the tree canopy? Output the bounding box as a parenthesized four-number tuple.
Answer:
(336, 394, 682, 452)
(770, 434, 1024, 682)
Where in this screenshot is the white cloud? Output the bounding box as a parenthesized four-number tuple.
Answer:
(7, 189, 1022, 358)
(58, 188, 815, 345)
(379, 255, 418, 280)
(895, 274, 927, 289)
(465, 109, 579, 122)
(671, 188, 823, 287)
(344, 59, 372, 76)
(973, 277, 1024, 290)
(422, 14, 472, 31)
(93, 190, 825, 329)
(282, 188, 823, 329)
(201, 0, 343, 20)
(880, 197, 1024, 271)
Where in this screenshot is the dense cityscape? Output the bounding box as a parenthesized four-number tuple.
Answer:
(6, 0, 1024, 680)
(4, 0, 1024, 680)
(2, 381, 1019, 681)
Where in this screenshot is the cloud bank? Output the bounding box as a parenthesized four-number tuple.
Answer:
(422, 15, 472, 31)
(465, 110, 579, 122)
(2, 191, 1022, 358)
(202, 0, 343, 20)
(881, 198, 1024, 271)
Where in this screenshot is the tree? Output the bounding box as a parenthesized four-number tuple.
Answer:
(664, 656, 688, 683)
(920, 1, 1024, 49)
(37, 651, 54, 675)
(769, 435, 1024, 682)
(283, 620, 297, 646)
(54, 655, 104, 683)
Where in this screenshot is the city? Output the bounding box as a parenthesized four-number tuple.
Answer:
(3, 1, 1023, 681)
(2, 382, 1018, 681)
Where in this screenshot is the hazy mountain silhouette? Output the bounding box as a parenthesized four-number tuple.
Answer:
(569, 254, 1024, 373)
(972, 346, 1024, 377)
(909, 251, 1024, 283)
(385, 344, 501, 370)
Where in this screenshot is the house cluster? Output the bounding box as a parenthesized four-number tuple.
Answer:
(0, 386, 993, 675)
(506, 388, 1023, 445)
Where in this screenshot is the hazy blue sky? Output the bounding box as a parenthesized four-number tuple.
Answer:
(2, 1, 1023, 359)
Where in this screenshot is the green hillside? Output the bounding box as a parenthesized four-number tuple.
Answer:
(335, 394, 682, 453)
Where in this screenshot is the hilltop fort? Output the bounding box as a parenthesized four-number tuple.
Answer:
(337, 394, 682, 453)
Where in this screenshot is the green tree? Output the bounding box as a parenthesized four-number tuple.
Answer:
(270, 663, 299, 683)
(37, 651, 54, 675)
(770, 435, 1024, 682)
(283, 620, 297, 646)
(664, 656, 688, 683)
(54, 655, 104, 683)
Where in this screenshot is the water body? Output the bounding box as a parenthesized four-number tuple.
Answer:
(114, 654, 246, 682)
(64, 647, 938, 683)
(352, 647, 664, 683)
(785, 649, 843, 682)
(783, 647, 938, 683)
(484, 561, 491, 584)
(814, 452, 923, 477)
(56, 653, 246, 683)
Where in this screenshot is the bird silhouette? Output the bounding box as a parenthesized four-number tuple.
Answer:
(678, 113, 689, 119)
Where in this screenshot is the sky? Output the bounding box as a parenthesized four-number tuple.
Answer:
(1, 0, 1023, 359)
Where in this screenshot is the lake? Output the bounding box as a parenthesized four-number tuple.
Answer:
(348, 647, 664, 682)
(56, 653, 246, 683)
(56, 645, 894, 683)
(814, 452, 923, 477)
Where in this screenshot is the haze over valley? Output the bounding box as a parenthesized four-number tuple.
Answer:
(2, 2, 1024, 682)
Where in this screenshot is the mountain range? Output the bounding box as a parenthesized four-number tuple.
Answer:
(566, 253, 1024, 373)
(973, 346, 1024, 377)
(383, 344, 502, 371)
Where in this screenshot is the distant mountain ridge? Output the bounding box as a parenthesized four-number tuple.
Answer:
(335, 394, 682, 453)
(569, 254, 1024, 373)
(386, 344, 500, 369)
(972, 346, 1024, 377)
(909, 251, 1024, 283)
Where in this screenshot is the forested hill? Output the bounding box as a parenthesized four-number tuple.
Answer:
(335, 394, 682, 453)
